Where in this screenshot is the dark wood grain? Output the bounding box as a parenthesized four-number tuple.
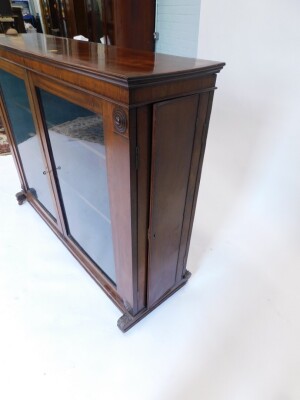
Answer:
(174, 91, 212, 283)
(0, 34, 224, 83)
(176, 91, 216, 282)
(147, 95, 199, 306)
(0, 33, 224, 330)
(0, 58, 23, 79)
(103, 101, 135, 311)
(31, 71, 104, 114)
(0, 34, 223, 107)
(136, 106, 152, 312)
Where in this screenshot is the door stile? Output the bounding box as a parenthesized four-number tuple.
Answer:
(175, 90, 216, 283)
(24, 70, 65, 234)
(136, 105, 152, 312)
(128, 107, 139, 315)
(0, 62, 31, 191)
(0, 94, 28, 190)
(103, 101, 137, 312)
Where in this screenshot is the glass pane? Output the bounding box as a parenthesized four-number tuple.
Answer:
(38, 89, 116, 283)
(0, 70, 56, 219)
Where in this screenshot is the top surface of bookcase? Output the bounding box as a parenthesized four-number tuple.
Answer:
(0, 33, 225, 85)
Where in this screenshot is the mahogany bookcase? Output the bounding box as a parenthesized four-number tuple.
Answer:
(0, 33, 224, 331)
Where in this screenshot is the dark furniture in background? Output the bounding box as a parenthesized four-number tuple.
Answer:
(0, 33, 224, 331)
(12, 6, 26, 33)
(85, 0, 156, 50)
(40, 0, 156, 50)
(40, 0, 71, 37)
(0, 0, 14, 33)
(0, 0, 13, 16)
(0, 0, 36, 34)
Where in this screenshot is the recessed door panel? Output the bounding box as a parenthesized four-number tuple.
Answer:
(148, 95, 199, 306)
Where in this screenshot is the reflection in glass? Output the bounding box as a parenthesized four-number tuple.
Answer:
(39, 89, 116, 282)
(0, 70, 56, 219)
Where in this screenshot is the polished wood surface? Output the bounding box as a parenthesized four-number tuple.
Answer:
(148, 95, 199, 306)
(0, 34, 224, 82)
(136, 105, 152, 311)
(0, 33, 224, 331)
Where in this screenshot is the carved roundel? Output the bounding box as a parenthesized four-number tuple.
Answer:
(113, 107, 127, 135)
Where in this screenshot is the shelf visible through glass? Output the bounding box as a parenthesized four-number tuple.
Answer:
(38, 89, 116, 283)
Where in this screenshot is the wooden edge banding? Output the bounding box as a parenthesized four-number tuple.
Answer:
(128, 107, 140, 315)
(147, 94, 199, 306)
(31, 72, 104, 115)
(104, 101, 135, 311)
(136, 106, 152, 311)
(175, 89, 216, 283)
(175, 91, 212, 282)
(0, 57, 24, 79)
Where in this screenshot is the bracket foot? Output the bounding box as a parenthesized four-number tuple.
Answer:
(117, 270, 192, 333)
(15, 190, 26, 205)
(183, 270, 192, 281)
(117, 313, 135, 333)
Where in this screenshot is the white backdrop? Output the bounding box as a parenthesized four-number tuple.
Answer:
(192, 0, 300, 398)
(198, 0, 300, 232)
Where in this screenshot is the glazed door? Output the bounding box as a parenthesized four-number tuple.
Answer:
(1, 64, 138, 311)
(0, 65, 62, 229)
(35, 82, 116, 283)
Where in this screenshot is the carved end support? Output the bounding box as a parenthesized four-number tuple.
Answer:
(15, 190, 26, 205)
(183, 270, 192, 281)
(117, 271, 192, 333)
(117, 313, 135, 333)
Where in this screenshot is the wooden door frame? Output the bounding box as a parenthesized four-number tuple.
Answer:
(0, 59, 63, 234)
(0, 56, 150, 318)
(29, 71, 144, 314)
